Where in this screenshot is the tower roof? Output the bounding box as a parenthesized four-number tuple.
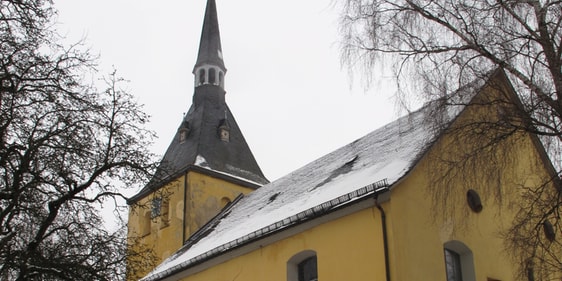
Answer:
(129, 0, 268, 203)
(194, 0, 225, 71)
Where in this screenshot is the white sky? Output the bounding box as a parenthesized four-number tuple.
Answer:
(54, 0, 399, 183)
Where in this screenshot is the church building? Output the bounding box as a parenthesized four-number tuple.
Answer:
(127, 1, 560, 281)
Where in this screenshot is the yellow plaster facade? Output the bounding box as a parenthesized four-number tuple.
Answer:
(127, 170, 255, 279)
(171, 144, 545, 281)
(148, 79, 559, 281)
(174, 206, 387, 281)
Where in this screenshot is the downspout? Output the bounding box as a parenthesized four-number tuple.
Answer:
(182, 173, 188, 244)
(374, 193, 391, 281)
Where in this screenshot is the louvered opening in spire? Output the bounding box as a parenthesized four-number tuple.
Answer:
(193, 0, 226, 89)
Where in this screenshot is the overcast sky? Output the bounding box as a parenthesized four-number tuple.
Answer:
(55, 0, 399, 183)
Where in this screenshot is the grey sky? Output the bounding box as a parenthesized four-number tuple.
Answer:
(55, 0, 397, 183)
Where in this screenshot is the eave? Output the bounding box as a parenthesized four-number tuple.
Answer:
(127, 164, 262, 205)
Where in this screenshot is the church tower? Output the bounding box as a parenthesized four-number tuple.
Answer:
(126, 0, 268, 278)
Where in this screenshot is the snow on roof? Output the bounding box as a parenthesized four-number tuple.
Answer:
(141, 76, 489, 280)
(142, 105, 444, 280)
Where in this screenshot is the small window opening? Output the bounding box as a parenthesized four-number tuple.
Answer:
(218, 119, 230, 142)
(526, 259, 535, 281)
(288, 250, 318, 281)
(179, 129, 188, 143)
(198, 68, 206, 85)
(445, 249, 463, 281)
(209, 68, 216, 85)
(178, 121, 190, 143)
(444, 241, 475, 281)
(141, 212, 151, 236)
(543, 220, 556, 241)
(219, 128, 230, 142)
(219, 72, 224, 86)
(151, 197, 162, 219)
(466, 189, 483, 213)
(160, 198, 170, 228)
(298, 256, 318, 281)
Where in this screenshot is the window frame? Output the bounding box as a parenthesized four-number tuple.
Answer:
(287, 250, 318, 281)
(444, 248, 463, 281)
(443, 241, 476, 281)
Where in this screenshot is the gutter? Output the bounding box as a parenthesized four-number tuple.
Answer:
(375, 190, 391, 281)
(182, 174, 188, 244)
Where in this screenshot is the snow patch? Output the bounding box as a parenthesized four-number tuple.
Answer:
(194, 155, 207, 166)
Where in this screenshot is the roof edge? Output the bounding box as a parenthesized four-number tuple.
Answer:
(127, 165, 263, 204)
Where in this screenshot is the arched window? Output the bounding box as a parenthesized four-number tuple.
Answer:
(288, 250, 318, 281)
(298, 256, 317, 281)
(160, 198, 170, 228)
(208, 68, 216, 85)
(198, 68, 206, 85)
(444, 249, 462, 281)
(444, 241, 475, 281)
(219, 72, 224, 87)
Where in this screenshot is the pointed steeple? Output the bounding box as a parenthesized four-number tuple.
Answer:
(129, 0, 268, 203)
(193, 0, 226, 89)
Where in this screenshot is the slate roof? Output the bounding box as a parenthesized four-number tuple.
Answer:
(130, 84, 269, 203)
(128, 0, 267, 203)
(139, 74, 495, 280)
(194, 0, 225, 71)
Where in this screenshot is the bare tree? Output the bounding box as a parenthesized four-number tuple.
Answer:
(0, 1, 155, 280)
(340, 0, 561, 279)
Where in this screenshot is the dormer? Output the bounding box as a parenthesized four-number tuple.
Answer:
(178, 121, 190, 143)
(218, 119, 230, 142)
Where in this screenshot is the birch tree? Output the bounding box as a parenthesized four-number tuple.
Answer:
(340, 0, 561, 279)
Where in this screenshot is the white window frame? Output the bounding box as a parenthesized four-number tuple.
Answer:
(444, 240, 476, 281)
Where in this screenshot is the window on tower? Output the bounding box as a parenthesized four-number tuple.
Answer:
(209, 68, 216, 85)
(151, 197, 162, 219)
(160, 197, 170, 228)
(199, 68, 206, 85)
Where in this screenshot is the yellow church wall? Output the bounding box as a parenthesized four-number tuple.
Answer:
(388, 161, 524, 281)
(127, 170, 255, 280)
(184, 171, 253, 236)
(128, 177, 185, 280)
(176, 206, 388, 281)
(385, 80, 555, 281)
(142, 75, 558, 281)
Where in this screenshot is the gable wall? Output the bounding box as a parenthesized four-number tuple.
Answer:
(386, 80, 555, 281)
(127, 171, 253, 280)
